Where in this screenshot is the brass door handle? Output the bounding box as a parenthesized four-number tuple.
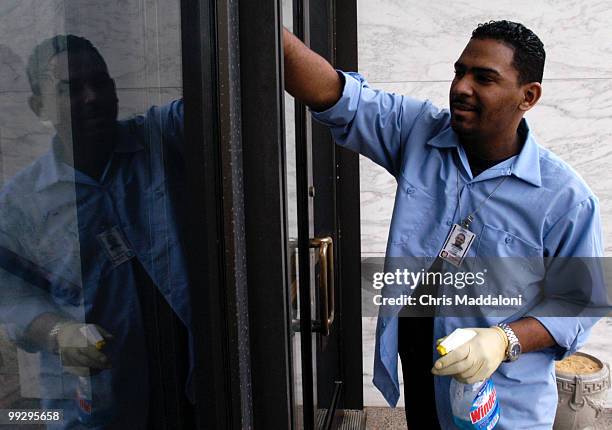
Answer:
(309, 237, 335, 336)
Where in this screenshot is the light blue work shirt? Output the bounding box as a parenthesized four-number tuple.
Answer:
(0, 100, 193, 429)
(313, 71, 605, 429)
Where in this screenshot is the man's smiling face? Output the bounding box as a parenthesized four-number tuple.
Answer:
(449, 38, 525, 140)
(32, 49, 118, 157)
(454, 233, 465, 247)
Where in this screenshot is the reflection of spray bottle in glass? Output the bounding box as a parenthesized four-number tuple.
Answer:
(75, 325, 116, 427)
(437, 329, 500, 430)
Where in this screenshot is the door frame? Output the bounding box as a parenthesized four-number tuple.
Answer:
(239, 0, 362, 427)
(239, 0, 296, 428)
(332, 0, 362, 412)
(180, 0, 253, 428)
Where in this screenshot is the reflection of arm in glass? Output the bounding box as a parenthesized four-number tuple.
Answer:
(0, 237, 61, 353)
(131, 98, 185, 161)
(0, 217, 111, 372)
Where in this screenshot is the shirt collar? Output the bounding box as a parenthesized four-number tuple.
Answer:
(33, 137, 76, 192)
(511, 119, 542, 187)
(33, 120, 144, 192)
(114, 120, 145, 153)
(426, 118, 542, 187)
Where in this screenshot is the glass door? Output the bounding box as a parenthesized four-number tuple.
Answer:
(0, 0, 223, 428)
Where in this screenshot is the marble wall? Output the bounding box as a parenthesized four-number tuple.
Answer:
(357, 0, 612, 407)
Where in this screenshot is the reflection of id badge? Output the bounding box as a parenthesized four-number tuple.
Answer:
(439, 224, 476, 267)
(97, 226, 135, 268)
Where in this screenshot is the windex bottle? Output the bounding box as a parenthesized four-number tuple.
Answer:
(437, 328, 500, 429)
(75, 325, 116, 427)
(76, 371, 115, 427)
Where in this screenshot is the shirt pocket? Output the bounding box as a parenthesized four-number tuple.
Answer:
(475, 224, 545, 310)
(476, 224, 542, 258)
(389, 175, 436, 245)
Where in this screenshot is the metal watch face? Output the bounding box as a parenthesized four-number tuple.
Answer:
(508, 343, 521, 361)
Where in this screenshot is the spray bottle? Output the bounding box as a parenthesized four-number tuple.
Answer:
(75, 325, 116, 427)
(437, 328, 500, 429)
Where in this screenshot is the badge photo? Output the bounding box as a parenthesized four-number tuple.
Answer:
(439, 224, 476, 267)
(97, 226, 135, 268)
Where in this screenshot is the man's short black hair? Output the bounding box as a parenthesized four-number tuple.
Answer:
(26, 35, 107, 96)
(472, 20, 545, 85)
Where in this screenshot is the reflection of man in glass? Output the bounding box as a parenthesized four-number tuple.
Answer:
(0, 35, 193, 428)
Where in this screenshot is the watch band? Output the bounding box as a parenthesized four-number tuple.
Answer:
(497, 323, 521, 362)
(47, 321, 67, 354)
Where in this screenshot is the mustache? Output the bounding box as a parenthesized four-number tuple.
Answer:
(450, 96, 479, 111)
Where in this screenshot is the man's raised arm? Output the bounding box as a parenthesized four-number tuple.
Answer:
(283, 28, 343, 112)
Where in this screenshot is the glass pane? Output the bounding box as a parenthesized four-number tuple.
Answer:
(282, 0, 304, 428)
(0, 1, 200, 428)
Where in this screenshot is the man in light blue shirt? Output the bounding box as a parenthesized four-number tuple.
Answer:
(284, 20, 607, 428)
(0, 35, 193, 428)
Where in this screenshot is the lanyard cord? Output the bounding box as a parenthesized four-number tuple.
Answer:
(456, 163, 509, 229)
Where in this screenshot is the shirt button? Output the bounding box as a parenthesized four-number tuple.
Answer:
(505, 236, 512, 244)
(446, 220, 453, 226)
(407, 187, 415, 195)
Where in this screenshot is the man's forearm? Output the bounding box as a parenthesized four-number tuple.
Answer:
(283, 28, 343, 111)
(509, 317, 556, 353)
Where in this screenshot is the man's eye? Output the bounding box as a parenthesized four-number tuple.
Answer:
(477, 75, 493, 83)
(89, 77, 112, 89)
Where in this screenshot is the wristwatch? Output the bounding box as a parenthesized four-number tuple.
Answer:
(497, 323, 521, 362)
(47, 321, 67, 354)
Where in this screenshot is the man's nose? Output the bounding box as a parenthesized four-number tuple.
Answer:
(451, 75, 474, 97)
(81, 83, 99, 104)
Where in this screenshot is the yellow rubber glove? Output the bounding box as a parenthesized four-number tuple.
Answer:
(56, 322, 113, 376)
(431, 327, 508, 384)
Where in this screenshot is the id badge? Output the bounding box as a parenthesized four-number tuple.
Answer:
(439, 224, 476, 267)
(97, 226, 135, 268)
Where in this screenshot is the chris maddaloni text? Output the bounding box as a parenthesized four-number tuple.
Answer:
(373, 294, 523, 307)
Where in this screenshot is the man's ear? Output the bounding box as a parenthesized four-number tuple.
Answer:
(110, 78, 118, 103)
(519, 82, 542, 112)
(28, 94, 43, 118)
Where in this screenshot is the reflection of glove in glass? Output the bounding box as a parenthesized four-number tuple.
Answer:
(57, 322, 113, 376)
(431, 327, 508, 384)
